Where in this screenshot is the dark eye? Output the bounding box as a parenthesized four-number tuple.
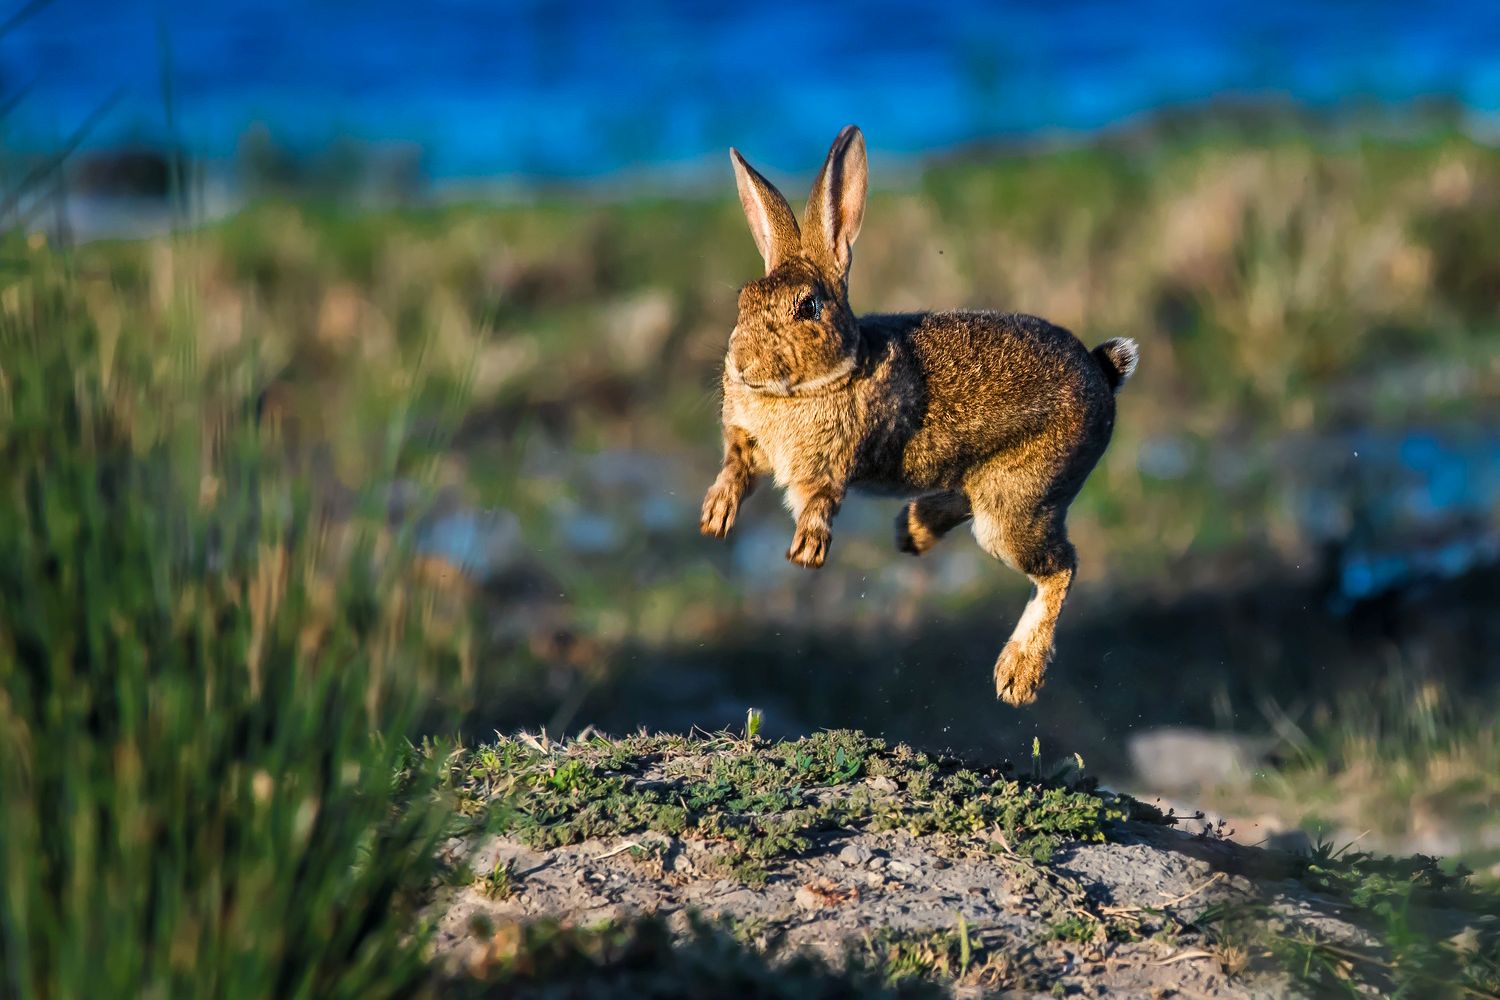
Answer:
(795, 293, 821, 322)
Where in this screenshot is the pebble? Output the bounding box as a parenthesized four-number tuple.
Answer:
(838, 843, 873, 865)
(794, 886, 825, 910)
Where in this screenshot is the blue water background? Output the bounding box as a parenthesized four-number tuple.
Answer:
(5, 0, 1500, 180)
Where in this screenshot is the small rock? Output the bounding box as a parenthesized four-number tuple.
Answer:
(867, 776, 899, 794)
(1126, 726, 1274, 792)
(869, 858, 887, 870)
(887, 860, 915, 876)
(838, 843, 873, 865)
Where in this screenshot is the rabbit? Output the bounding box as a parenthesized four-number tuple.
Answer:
(700, 125, 1138, 706)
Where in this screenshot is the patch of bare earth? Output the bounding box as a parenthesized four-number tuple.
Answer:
(425, 732, 1494, 997)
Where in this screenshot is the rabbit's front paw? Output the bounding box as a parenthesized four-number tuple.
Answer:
(786, 523, 830, 569)
(700, 482, 741, 538)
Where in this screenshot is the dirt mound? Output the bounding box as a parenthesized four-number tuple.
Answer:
(424, 730, 1499, 998)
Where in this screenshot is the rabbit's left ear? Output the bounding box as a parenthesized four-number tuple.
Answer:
(803, 125, 867, 280)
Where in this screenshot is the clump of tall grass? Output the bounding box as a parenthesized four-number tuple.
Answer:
(1251, 659, 1500, 850)
(0, 243, 469, 997)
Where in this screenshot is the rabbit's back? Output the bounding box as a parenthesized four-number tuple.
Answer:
(853, 311, 1116, 493)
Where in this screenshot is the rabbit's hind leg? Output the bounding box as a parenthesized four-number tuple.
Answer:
(970, 498, 1076, 707)
(895, 490, 972, 555)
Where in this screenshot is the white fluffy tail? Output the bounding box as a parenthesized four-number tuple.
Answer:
(1092, 337, 1139, 392)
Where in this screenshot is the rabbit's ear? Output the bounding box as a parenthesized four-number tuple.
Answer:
(731, 148, 800, 274)
(803, 125, 867, 280)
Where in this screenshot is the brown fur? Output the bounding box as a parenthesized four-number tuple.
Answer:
(701, 125, 1138, 706)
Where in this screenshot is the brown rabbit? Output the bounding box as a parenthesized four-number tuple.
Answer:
(700, 125, 1137, 706)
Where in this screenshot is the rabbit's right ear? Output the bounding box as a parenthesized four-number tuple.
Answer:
(731, 148, 800, 274)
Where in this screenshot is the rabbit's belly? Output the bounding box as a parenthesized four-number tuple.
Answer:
(849, 479, 922, 500)
(741, 428, 799, 486)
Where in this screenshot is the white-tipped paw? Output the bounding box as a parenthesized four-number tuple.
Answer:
(786, 523, 830, 569)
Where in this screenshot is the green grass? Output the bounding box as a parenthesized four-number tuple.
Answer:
(1200, 840, 1500, 997)
(0, 241, 469, 998)
(1203, 665, 1500, 863)
(476, 857, 521, 900)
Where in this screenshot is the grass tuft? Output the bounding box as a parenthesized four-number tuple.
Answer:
(0, 241, 469, 998)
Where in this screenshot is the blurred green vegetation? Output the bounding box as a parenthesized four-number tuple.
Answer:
(444, 913, 951, 999)
(1207, 661, 1500, 872)
(0, 242, 469, 997)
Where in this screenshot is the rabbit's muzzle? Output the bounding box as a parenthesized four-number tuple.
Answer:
(726, 325, 856, 398)
(725, 357, 791, 397)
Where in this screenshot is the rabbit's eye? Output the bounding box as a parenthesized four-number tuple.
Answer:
(795, 293, 822, 322)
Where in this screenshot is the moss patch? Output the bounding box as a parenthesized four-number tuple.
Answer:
(444, 729, 1165, 886)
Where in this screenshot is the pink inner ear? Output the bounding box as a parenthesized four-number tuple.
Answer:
(821, 175, 840, 256)
(733, 150, 799, 273)
(744, 182, 776, 267)
(804, 127, 867, 275)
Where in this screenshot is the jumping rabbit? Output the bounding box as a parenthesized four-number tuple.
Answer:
(700, 125, 1137, 706)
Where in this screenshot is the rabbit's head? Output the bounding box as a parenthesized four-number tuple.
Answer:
(726, 125, 868, 396)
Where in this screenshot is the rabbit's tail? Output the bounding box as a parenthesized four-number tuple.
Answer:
(1091, 337, 1139, 393)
